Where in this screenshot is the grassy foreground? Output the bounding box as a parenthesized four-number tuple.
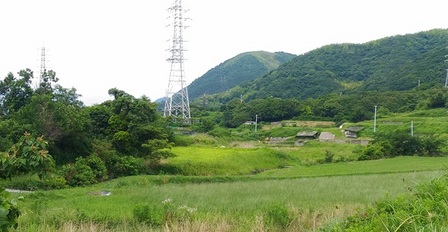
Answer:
(11, 169, 446, 231)
(9, 150, 448, 231)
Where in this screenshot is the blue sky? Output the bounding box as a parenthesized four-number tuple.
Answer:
(0, 0, 446, 105)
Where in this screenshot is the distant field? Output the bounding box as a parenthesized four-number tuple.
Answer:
(346, 108, 448, 138)
(259, 156, 448, 178)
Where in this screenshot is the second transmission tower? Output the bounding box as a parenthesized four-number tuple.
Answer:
(163, 0, 191, 123)
(36, 46, 47, 89)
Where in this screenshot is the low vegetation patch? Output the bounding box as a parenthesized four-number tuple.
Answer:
(332, 174, 448, 231)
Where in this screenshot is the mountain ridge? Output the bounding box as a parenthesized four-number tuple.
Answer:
(186, 51, 296, 101)
(218, 28, 448, 102)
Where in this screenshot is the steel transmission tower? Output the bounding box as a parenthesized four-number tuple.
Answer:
(36, 46, 47, 89)
(163, 0, 191, 123)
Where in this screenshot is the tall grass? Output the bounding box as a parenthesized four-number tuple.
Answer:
(12, 171, 444, 231)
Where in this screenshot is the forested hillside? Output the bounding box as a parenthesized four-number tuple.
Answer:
(219, 29, 448, 101)
(187, 51, 295, 101)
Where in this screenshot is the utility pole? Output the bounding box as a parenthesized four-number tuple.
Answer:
(163, 0, 191, 124)
(255, 115, 258, 133)
(373, 105, 377, 133)
(411, 120, 414, 136)
(445, 47, 448, 87)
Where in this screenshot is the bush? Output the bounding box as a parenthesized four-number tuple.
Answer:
(106, 155, 144, 178)
(83, 154, 108, 181)
(324, 150, 334, 163)
(62, 154, 107, 186)
(62, 161, 96, 187)
(360, 130, 446, 160)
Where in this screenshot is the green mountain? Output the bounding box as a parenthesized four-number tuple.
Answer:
(223, 29, 448, 101)
(187, 51, 296, 101)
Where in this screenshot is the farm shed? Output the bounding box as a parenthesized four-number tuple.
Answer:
(344, 127, 364, 138)
(296, 131, 319, 139)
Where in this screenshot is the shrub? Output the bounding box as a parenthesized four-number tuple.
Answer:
(83, 154, 108, 181)
(360, 130, 446, 160)
(324, 150, 334, 163)
(106, 155, 144, 178)
(62, 161, 96, 187)
(62, 154, 107, 186)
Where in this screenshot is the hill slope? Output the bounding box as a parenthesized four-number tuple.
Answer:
(187, 51, 296, 101)
(225, 29, 448, 101)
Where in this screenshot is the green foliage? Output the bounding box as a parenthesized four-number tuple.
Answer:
(0, 132, 55, 179)
(0, 69, 34, 115)
(187, 51, 295, 101)
(218, 29, 448, 102)
(62, 161, 96, 187)
(0, 133, 55, 231)
(324, 150, 334, 163)
(341, 174, 448, 231)
(0, 189, 20, 231)
(106, 155, 144, 178)
(360, 130, 446, 160)
(105, 88, 171, 157)
(191, 117, 215, 133)
(112, 131, 132, 154)
(62, 154, 107, 186)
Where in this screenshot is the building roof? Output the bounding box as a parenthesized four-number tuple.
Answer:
(296, 131, 319, 137)
(345, 127, 364, 132)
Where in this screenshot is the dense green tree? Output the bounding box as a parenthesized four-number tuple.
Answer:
(104, 88, 172, 157)
(0, 133, 55, 230)
(0, 69, 34, 116)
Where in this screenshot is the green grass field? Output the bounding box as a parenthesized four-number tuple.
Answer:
(13, 170, 445, 231)
(8, 109, 448, 231)
(11, 144, 448, 231)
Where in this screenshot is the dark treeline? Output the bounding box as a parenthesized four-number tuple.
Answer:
(0, 69, 172, 169)
(192, 87, 448, 128)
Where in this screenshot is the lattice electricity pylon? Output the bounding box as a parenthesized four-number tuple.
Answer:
(36, 46, 47, 89)
(163, 0, 191, 123)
